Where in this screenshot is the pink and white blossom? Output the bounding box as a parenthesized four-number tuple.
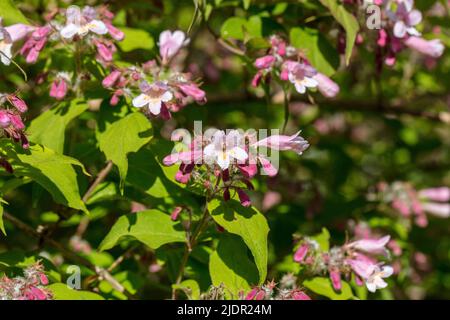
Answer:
(159, 30, 189, 64)
(132, 82, 173, 115)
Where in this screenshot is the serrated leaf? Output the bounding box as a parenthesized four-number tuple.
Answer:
(319, 0, 359, 65)
(118, 27, 154, 52)
(0, 141, 88, 213)
(0, 0, 28, 25)
(303, 277, 354, 300)
(27, 99, 89, 154)
(98, 112, 152, 192)
(209, 234, 259, 298)
(48, 283, 105, 300)
(290, 27, 339, 77)
(99, 209, 186, 251)
(208, 199, 269, 284)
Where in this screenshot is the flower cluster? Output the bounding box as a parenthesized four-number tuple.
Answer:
(371, 182, 450, 227)
(293, 233, 393, 293)
(103, 30, 205, 119)
(0, 262, 52, 300)
(251, 35, 340, 98)
(163, 129, 309, 207)
(12, 5, 124, 100)
(349, 0, 444, 67)
(0, 93, 28, 150)
(243, 277, 311, 300)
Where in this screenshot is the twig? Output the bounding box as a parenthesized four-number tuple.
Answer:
(3, 211, 137, 300)
(76, 160, 114, 237)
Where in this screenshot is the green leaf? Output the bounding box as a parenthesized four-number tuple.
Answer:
(98, 112, 152, 191)
(48, 283, 105, 300)
(0, 0, 28, 25)
(99, 209, 186, 251)
(208, 199, 269, 284)
(172, 279, 201, 300)
(118, 27, 154, 52)
(209, 234, 259, 298)
(220, 16, 262, 41)
(303, 277, 354, 300)
(0, 141, 88, 213)
(290, 27, 339, 77)
(27, 99, 89, 154)
(319, 0, 359, 65)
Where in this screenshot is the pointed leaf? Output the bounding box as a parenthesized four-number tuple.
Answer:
(99, 209, 185, 251)
(208, 199, 269, 284)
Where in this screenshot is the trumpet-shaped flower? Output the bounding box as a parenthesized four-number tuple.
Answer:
(203, 130, 248, 170)
(159, 30, 188, 63)
(60, 5, 108, 39)
(365, 265, 394, 293)
(132, 82, 173, 115)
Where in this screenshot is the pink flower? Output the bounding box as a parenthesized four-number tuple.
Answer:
(283, 61, 318, 94)
(390, 2, 422, 38)
(262, 191, 281, 211)
(49, 77, 69, 100)
(254, 55, 275, 69)
(419, 187, 450, 202)
(347, 254, 378, 279)
(60, 5, 108, 39)
(132, 82, 173, 115)
(346, 235, 390, 254)
(421, 202, 450, 218)
(404, 36, 444, 58)
(291, 290, 311, 300)
(95, 40, 115, 62)
(4, 24, 34, 42)
(7, 95, 28, 113)
(178, 83, 206, 103)
(104, 21, 124, 41)
(170, 206, 183, 221)
(0, 110, 11, 128)
(102, 70, 122, 88)
(159, 30, 188, 63)
(253, 131, 309, 155)
(313, 73, 340, 98)
(20, 26, 51, 64)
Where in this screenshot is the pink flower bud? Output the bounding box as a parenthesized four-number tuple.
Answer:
(404, 36, 444, 58)
(280, 69, 289, 81)
(8, 113, 25, 130)
(0, 110, 11, 128)
(39, 273, 49, 285)
(170, 206, 183, 221)
(8, 95, 28, 113)
(255, 289, 266, 300)
(330, 270, 342, 291)
(96, 41, 114, 62)
(291, 290, 311, 300)
(49, 79, 68, 100)
(102, 70, 121, 88)
(245, 288, 258, 300)
(377, 29, 388, 47)
(254, 55, 275, 69)
(293, 243, 309, 263)
(178, 83, 206, 103)
(418, 187, 450, 202)
(237, 189, 251, 207)
(251, 71, 263, 87)
(105, 22, 124, 41)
